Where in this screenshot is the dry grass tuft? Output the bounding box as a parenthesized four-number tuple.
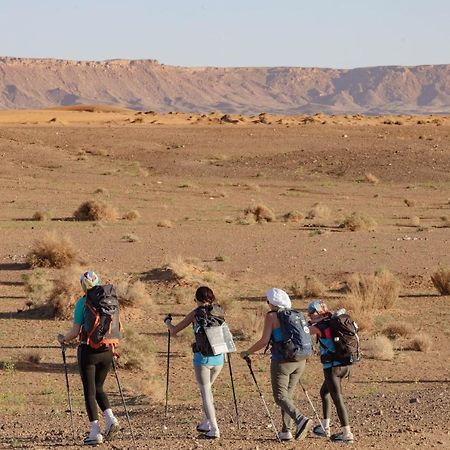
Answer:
(122, 233, 139, 243)
(118, 328, 157, 372)
(27, 233, 79, 268)
(364, 335, 394, 360)
(302, 275, 327, 298)
(404, 198, 417, 207)
(123, 210, 141, 221)
(364, 173, 380, 184)
(341, 212, 377, 231)
(23, 352, 42, 364)
(157, 220, 173, 228)
(45, 266, 82, 318)
(73, 200, 118, 221)
(306, 203, 331, 220)
(410, 216, 421, 226)
(344, 269, 401, 312)
(115, 279, 152, 308)
(32, 211, 52, 221)
(282, 211, 304, 223)
(94, 187, 110, 196)
(22, 270, 54, 305)
(440, 216, 450, 227)
(232, 304, 266, 341)
(244, 204, 276, 223)
(382, 322, 414, 339)
(407, 333, 432, 352)
(431, 267, 450, 295)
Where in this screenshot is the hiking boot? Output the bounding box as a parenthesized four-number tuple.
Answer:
(196, 419, 211, 433)
(105, 419, 120, 441)
(330, 432, 354, 444)
(83, 433, 103, 446)
(313, 424, 331, 438)
(277, 431, 293, 441)
(295, 417, 313, 440)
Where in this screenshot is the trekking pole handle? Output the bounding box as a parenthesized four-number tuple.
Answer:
(244, 355, 252, 367)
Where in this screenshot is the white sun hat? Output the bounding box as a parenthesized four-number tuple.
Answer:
(266, 288, 292, 309)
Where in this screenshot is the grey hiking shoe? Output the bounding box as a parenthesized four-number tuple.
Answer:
(295, 417, 313, 440)
(278, 431, 293, 441)
(105, 419, 120, 441)
(330, 432, 354, 444)
(196, 419, 210, 433)
(313, 424, 331, 438)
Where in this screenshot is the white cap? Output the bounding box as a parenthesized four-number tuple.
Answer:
(266, 288, 291, 309)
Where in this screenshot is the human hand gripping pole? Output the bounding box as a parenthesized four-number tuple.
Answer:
(243, 356, 281, 443)
(164, 314, 172, 419)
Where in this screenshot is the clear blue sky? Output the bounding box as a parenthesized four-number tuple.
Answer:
(1, 0, 449, 68)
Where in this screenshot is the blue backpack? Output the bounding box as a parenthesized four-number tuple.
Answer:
(273, 309, 313, 362)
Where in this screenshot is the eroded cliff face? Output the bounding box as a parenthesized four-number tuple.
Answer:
(0, 57, 449, 113)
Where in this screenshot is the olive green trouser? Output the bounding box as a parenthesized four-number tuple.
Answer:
(270, 359, 306, 432)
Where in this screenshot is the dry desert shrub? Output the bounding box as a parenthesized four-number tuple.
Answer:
(22, 270, 54, 305)
(115, 279, 152, 308)
(94, 187, 110, 196)
(364, 173, 379, 184)
(123, 210, 141, 221)
(344, 269, 401, 312)
(404, 198, 416, 207)
(341, 212, 377, 231)
(232, 303, 266, 341)
(440, 216, 450, 227)
(244, 204, 276, 223)
(410, 216, 421, 226)
(407, 333, 432, 352)
(302, 275, 327, 298)
(23, 352, 42, 364)
(306, 203, 331, 220)
(382, 322, 413, 339)
(45, 266, 82, 318)
(27, 233, 79, 268)
(430, 267, 450, 295)
(118, 328, 157, 372)
(283, 211, 304, 223)
(364, 335, 394, 360)
(122, 233, 139, 243)
(32, 211, 52, 221)
(73, 200, 118, 221)
(157, 220, 173, 228)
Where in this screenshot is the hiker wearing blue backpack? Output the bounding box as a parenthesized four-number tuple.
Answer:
(57, 271, 121, 446)
(308, 299, 358, 444)
(240, 288, 313, 442)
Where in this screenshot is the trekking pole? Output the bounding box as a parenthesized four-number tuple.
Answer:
(244, 356, 281, 443)
(299, 381, 327, 435)
(60, 344, 76, 442)
(111, 356, 136, 446)
(164, 314, 172, 419)
(227, 353, 240, 429)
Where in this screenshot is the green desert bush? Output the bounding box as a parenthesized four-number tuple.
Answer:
(73, 200, 118, 221)
(431, 267, 450, 295)
(27, 233, 79, 268)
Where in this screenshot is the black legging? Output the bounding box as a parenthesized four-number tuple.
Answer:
(77, 345, 112, 421)
(320, 366, 350, 427)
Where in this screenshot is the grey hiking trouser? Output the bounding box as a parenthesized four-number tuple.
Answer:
(320, 365, 350, 427)
(270, 359, 307, 432)
(194, 364, 223, 433)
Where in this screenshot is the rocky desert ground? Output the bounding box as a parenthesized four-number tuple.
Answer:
(0, 107, 449, 449)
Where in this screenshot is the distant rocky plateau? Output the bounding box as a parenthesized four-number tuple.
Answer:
(0, 57, 449, 114)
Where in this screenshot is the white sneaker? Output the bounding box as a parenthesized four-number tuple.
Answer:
(105, 418, 120, 441)
(196, 419, 211, 433)
(83, 433, 103, 446)
(278, 431, 293, 441)
(313, 424, 331, 438)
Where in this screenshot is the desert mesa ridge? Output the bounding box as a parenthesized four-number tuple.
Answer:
(0, 57, 449, 114)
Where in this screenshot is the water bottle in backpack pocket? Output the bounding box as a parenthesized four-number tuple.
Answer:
(82, 284, 121, 349)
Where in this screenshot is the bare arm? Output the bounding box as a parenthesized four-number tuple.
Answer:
(58, 324, 81, 344)
(166, 310, 195, 336)
(309, 325, 321, 337)
(245, 313, 274, 355)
